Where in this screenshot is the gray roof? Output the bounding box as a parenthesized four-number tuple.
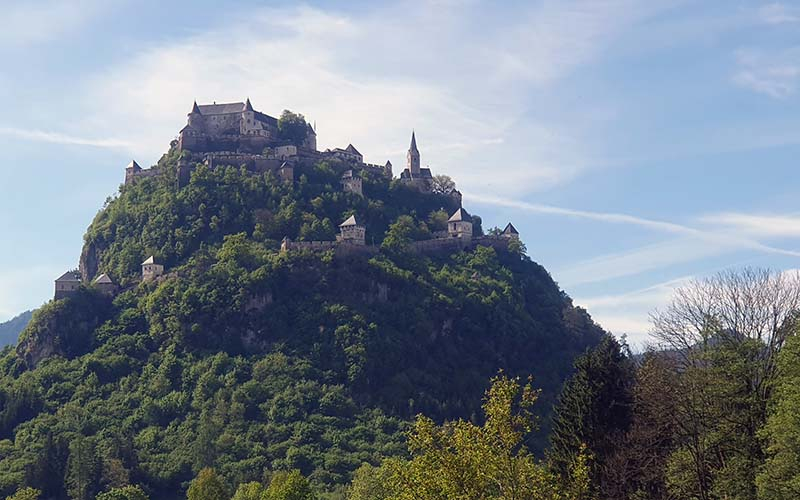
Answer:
(448, 208, 471, 223)
(503, 222, 519, 235)
(340, 215, 359, 227)
(197, 102, 246, 115)
(345, 144, 361, 156)
(94, 273, 114, 284)
(55, 271, 81, 283)
(142, 256, 159, 265)
(127, 160, 141, 170)
(410, 131, 418, 151)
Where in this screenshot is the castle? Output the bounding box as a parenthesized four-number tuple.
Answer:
(55, 99, 519, 300)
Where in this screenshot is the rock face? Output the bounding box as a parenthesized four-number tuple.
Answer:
(79, 240, 100, 283)
(16, 290, 111, 369)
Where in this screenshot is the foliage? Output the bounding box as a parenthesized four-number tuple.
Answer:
(277, 111, 309, 146)
(264, 470, 316, 500)
(0, 311, 33, 348)
(4, 488, 39, 500)
(758, 328, 800, 499)
(188, 468, 228, 500)
(347, 463, 393, 500)
(0, 153, 603, 498)
(95, 485, 149, 500)
(387, 374, 562, 500)
(429, 175, 456, 195)
(548, 336, 635, 497)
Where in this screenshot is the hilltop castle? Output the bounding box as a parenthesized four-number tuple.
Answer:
(55, 99, 519, 301)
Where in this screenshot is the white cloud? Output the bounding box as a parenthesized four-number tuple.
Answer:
(758, 3, 800, 24)
(0, 127, 133, 150)
(59, 1, 682, 197)
(700, 212, 800, 238)
(576, 276, 692, 347)
(0, 0, 108, 47)
(733, 48, 800, 99)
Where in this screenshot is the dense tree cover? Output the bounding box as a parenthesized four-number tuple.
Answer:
(346, 375, 591, 500)
(758, 328, 800, 499)
(545, 269, 800, 500)
(0, 151, 603, 498)
(548, 336, 634, 496)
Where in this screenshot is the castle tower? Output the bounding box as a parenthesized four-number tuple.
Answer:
(341, 170, 363, 196)
(407, 131, 420, 176)
(141, 256, 165, 282)
(338, 215, 366, 245)
(448, 208, 473, 239)
(187, 101, 203, 129)
(124, 160, 142, 185)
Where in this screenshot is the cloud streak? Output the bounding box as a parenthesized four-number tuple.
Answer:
(0, 127, 133, 150)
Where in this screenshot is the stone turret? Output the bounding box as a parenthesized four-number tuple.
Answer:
(448, 208, 473, 238)
(502, 223, 519, 240)
(187, 101, 203, 128)
(124, 160, 142, 184)
(341, 170, 363, 196)
(338, 215, 366, 245)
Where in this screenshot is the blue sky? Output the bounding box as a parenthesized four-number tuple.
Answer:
(1, 0, 799, 347)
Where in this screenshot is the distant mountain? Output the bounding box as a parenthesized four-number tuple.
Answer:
(0, 310, 33, 347)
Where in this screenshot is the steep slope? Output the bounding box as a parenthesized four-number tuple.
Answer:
(0, 311, 33, 348)
(0, 151, 604, 499)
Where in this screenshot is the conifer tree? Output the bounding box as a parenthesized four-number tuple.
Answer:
(548, 335, 635, 496)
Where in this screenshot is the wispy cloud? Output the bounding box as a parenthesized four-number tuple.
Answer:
(472, 194, 800, 286)
(758, 3, 800, 25)
(733, 48, 800, 99)
(72, 1, 681, 196)
(0, 0, 109, 48)
(699, 212, 800, 238)
(0, 127, 133, 150)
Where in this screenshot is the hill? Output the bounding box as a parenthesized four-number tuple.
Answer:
(0, 311, 33, 348)
(0, 143, 604, 499)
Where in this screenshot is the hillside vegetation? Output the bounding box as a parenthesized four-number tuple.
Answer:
(0, 151, 604, 499)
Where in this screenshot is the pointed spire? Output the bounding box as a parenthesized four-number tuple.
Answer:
(410, 130, 418, 151)
(191, 101, 200, 114)
(244, 98, 253, 112)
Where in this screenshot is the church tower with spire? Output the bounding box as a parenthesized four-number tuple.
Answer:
(407, 131, 421, 176)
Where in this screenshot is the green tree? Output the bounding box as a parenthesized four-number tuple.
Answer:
(65, 435, 99, 500)
(548, 335, 635, 497)
(277, 111, 309, 146)
(757, 329, 800, 499)
(231, 481, 265, 500)
(389, 374, 561, 500)
(347, 463, 393, 500)
(187, 468, 228, 500)
(264, 470, 315, 500)
(4, 488, 40, 500)
(430, 175, 456, 195)
(96, 485, 149, 500)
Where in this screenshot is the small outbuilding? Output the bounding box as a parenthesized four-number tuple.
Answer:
(142, 256, 164, 281)
(93, 273, 117, 296)
(448, 208, 473, 238)
(54, 271, 82, 300)
(502, 223, 519, 240)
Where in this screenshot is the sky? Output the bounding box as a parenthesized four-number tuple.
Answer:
(1, 0, 799, 348)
